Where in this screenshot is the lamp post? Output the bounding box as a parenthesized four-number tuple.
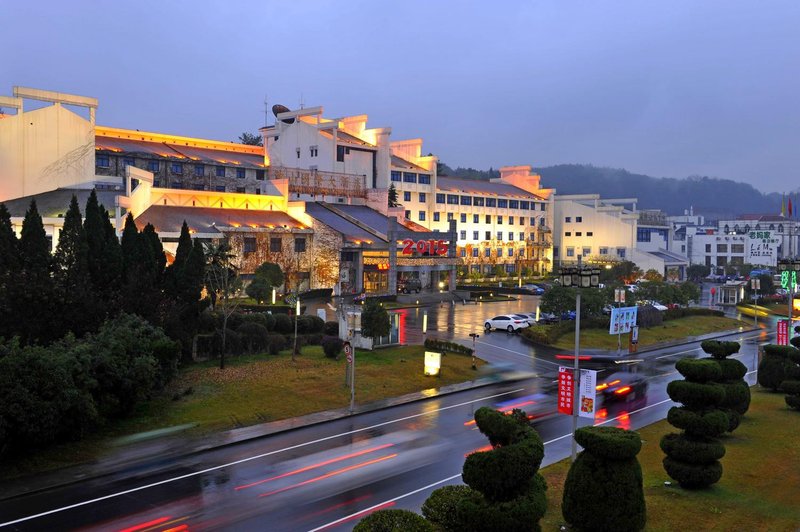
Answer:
(751, 277, 760, 327)
(779, 259, 800, 332)
(614, 287, 626, 354)
(469, 332, 480, 369)
(559, 255, 601, 462)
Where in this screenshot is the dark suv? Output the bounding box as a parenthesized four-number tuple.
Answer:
(398, 278, 422, 294)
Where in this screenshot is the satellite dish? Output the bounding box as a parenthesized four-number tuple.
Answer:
(272, 104, 294, 124)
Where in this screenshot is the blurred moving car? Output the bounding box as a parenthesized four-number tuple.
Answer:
(484, 314, 530, 332)
(596, 372, 648, 404)
(520, 284, 545, 295)
(398, 278, 422, 294)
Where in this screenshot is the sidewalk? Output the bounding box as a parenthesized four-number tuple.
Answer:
(0, 370, 536, 502)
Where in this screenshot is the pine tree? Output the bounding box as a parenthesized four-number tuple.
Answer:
(388, 184, 399, 208)
(84, 191, 122, 321)
(53, 195, 93, 337)
(0, 204, 19, 339)
(165, 221, 192, 300)
(179, 238, 206, 307)
(16, 200, 54, 343)
(120, 214, 161, 322)
(142, 223, 166, 282)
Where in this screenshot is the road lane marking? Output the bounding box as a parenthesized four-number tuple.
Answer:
(654, 332, 761, 359)
(0, 388, 526, 528)
(475, 340, 562, 367)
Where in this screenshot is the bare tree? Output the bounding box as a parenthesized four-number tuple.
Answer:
(204, 241, 242, 369)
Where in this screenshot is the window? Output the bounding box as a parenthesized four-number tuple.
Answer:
(530, 217, 536, 225)
(460, 196, 472, 205)
(244, 237, 257, 253)
(486, 198, 497, 207)
(171, 163, 183, 174)
(404, 191, 411, 202)
(521, 201, 530, 210)
(518, 248, 525, 257)
(458, 213, 465, 223)
(194, 165, 204, 176)
(335, 145, 346, 162)
(460, 230, 467, 240)
(519, 217, 525, 226)
(498, 216, 503, 225)
(485, 231, 491, 240)
(405, 210, 411, 219)
(215, 185, 226, 192)
(486, 215, 491, 224)
(192, 184, 205, 191)
(419, 192, 426, 202)
(717, 244, 728, 253)
(508, 248, 514, 257)
(472, 248, 479, 257)
(576, 232, 582, 237)
(497, 247, 503, 256)
(296, 148, 301, 159)
(236, 186, 245, 193)
(309, 146, 318, 157)
(433, 212, 440, 221)
(447, 212, 454, 221)
(509, 200, 519, 209)
(270, 237, 282, 252)
(498, 199, 508, 208)
(216, 166, 225, 177)
(237, 168, 246, 179)
(519, 232, 524, 241)
(419, 174, 431, 184)
(600, 247, 608, 255)
(565, 217, 572, 223)
(553, 246, 559, 256)
(123, 157, 135, 168)
(447, 194, 459, 204)
(567, 247, 575, 257)
(509, 216, 514, 225)
(153, 179, 161, 187)
(96, 154, 110, 167)
(540, 203, 547, 211)
(637, 228, 651, 242)
(508, 232, 514, 241)
(436, 193, 445, 204)
(565, 232, 572, 237)
(148, 160, 160, 172)
(171, 182, 184, 189)
(294, 237, 307, 253)
(485, 248, 491, 257)
(473, 214, 479, 223)
(576, 216, 582, 222)
(705, 244, 712, 252)
(717, 256, 728, 266)
(732, 244, 744, 253)
(419, 211, 426, 221)
(497, 231, 503, 240)
(473, 231, 479, 240)
(460, 248, 466, 257)
(256, 169, 265, 180)
(583, 247, 591, 256)
(391, 171, 402, 182)
(587, 232, 593, 236)
(474, 197, 485, 206)
(403, 172, 417, 183)
(617, 248, 626, 258)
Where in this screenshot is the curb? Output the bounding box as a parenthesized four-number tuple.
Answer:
(0, 372, 537, 502)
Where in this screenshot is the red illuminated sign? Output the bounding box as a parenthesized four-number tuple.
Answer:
(401, 239, 449, 256)
(558, 367, 574, 415)
(778, 319, 789, 345)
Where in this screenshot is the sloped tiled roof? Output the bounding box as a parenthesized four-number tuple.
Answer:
(437, 176, 543, 200)
(390, 155, 428, 172)
(95, 136, 266, 168)
(134, 205, 304, 234)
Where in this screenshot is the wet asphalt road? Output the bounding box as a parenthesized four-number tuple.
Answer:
(0, 290, 775, 531)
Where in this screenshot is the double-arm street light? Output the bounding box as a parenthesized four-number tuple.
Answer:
(778, 258, 800, 329)
(558, 255, 601, 462)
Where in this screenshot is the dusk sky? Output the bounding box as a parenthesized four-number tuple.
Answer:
(3, 1, 798, 193)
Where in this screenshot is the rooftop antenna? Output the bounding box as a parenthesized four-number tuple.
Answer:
(300, 92, 305, 110)
(263, 94, 269, 127)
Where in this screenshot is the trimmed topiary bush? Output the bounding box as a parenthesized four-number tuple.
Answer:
(563, 427, 646, 532)
(353, 509, 433, 532)
(272, 313, 293, 334)
(699, 340, 749, 431)
(758, 344, 798, 391)
(321, 335, 344, 359)
(781, 348, 800, 410)
(323, 320, 339, 336)
(421, 485, 475, 531)
(661, 357, 728, 488)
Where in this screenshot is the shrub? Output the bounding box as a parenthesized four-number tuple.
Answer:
(321, 336, 344, 359)
(214, 328, 243, 356)
(697, 340, 749, 432)
(663, 307, 724, 320)
(563, 427, 646, 532)
(323, 321, 339, 336)
(424, 338, 473, 356)
(421, 485, 475, 531)
(267, 334, 287, 355)
(781, 349, 800, 410)
(241, 312, 269, 327)
(237, 322, 270, 353)
(758, 344, 797, 391)
(637, 305, 663, 328)
(272, 313, 293, 334)
(353, 509, 433, 532)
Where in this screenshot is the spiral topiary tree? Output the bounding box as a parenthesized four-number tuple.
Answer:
(781, 347, 800, 410)
(562, 426, 646, 531)
(700, 340, 749, 432)
(661, 358, 728, 488)
(422, 407, 547, 532)
(353, 509, 433, 531)
(758, 344, 798, 391)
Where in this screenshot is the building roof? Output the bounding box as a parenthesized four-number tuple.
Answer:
(304, 203, 383, 244)
(95, 135, 266, 169)
(134, 205, 304, 235)
(390, 154, 428, 172)
(317, 129, 375, 148)
(645, 249, 689, 264)
(2, 187, 122, 218)
(436, 176, 543, 200)
(735, 214, 789, 222)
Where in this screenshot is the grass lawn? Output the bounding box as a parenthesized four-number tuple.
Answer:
(1, 345, 484, 479)
(553, 315, 748, 350)
(539, 389, 800, 530)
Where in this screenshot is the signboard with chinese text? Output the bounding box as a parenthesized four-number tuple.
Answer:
(746, 231, 779, 266)
(558, 367, 597, 418)
(609, 306, 638, 335)
(777, 320, 789, 345)
(558, 367, 574, 415)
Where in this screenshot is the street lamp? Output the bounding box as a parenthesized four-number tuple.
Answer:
(559, 256, 600, 462)
(469, 332, 480, 369)
(779, 258, 800, 330)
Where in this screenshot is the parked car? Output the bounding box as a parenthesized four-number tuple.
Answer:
(625, 284, 639, 292)
(520, 284, 545, 295)
(596, 372, 648, 404)
(602, 304, 614, 315)
(512, 313, 537, 326)
(537, 312, 558, 324)
(650, 301, 669, 311)
(561, 310, 576, 321)
(398, 278, 422, 294)
(484, 314, 530, 333)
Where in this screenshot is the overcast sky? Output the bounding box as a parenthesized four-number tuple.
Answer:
(3, 1, 798, 192)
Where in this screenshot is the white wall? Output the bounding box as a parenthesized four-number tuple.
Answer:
(553, 199, 636, 262)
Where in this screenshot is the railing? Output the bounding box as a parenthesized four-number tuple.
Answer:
(269, 166, 367, 198)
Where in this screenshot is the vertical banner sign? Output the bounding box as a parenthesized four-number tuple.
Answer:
(629, 326, 640, 353)
(579, 369, 598, 419)
(558, 366, 574, 415)
(777, 320, 789, 345)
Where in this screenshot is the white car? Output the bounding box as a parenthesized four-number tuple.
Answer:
(512, 313, 538, 326)
(484, 314, 530, 333)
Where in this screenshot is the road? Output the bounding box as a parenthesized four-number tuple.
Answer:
(0, 293, 774, 531)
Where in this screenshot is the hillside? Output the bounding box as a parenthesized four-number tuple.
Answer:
(438, 163, 785, 219)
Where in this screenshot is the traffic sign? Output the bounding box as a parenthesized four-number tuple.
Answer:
(344, 341, 353, 362)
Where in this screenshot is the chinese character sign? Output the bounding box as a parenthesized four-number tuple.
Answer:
(609, 306, 638, 335)
(558, 367, 574, 415)
(781, 271, 798, 290)
(579, 369, 597, 419)
(746, 233, 779, 266)
(778, 320, 789, 345)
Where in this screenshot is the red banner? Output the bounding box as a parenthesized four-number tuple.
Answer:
(558, 367, 574, 415)
(778, 320, 789, 345)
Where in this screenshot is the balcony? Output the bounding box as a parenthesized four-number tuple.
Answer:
(269, 166, 367, 199)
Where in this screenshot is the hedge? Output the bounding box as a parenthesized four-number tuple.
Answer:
(424, 338, 474, 356)
(353, 509, 433, 532)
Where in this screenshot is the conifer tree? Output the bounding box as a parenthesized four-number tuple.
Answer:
(16, 200, 54, 343)
(0, 204, 19, 339)
(84, 191, 122, 321)
(120, 214, 161, 322)
(165, 221, 192, 299)
(53, 195, 93, 337)
(142, 222, 166, 281)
